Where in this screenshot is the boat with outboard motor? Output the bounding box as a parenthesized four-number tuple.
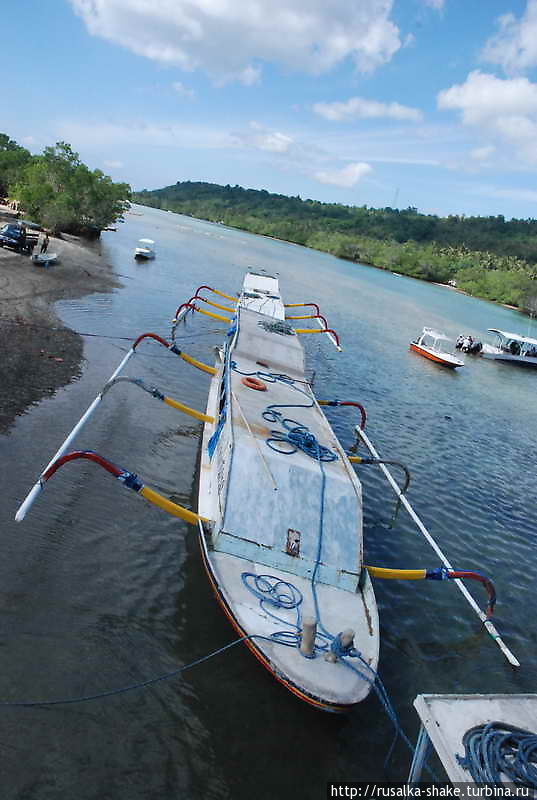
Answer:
(481, 329, 537, 367)
(410, 328, 464, 368)
(134, 238, 155, 260)
(14, 270, 519, 714)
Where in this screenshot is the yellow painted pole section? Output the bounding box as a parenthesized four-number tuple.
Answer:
(284, 303, 307, 308)
(366, 566, 426, 580)
(285, 315, 316, 320)
(140, 486, 208, 525)
(212, 288, 237, 302)
(201, 298, 237, 313)
(293, 328, 323, 335)
(163, 396, 214, 423)
(179, 352, 217, 375)
(194, 307, 234, 323)
(347, 455, 362, 463)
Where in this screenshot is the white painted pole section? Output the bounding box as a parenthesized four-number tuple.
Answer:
(15, 348, 136, 522)
(316, 316, 342, 351)
(355, 426, 520, 668)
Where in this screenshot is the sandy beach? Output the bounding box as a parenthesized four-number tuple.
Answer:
(0, 207, 120, 432)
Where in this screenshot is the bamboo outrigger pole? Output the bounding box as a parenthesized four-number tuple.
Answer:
(316, 315, 342, 351)
(15, 347, 138, 522)
(355, 425, 520, 668)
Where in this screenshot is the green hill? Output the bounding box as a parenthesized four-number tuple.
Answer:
(133, 181, 537, 310)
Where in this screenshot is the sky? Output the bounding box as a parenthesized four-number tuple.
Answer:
(5, 0, 537, 219)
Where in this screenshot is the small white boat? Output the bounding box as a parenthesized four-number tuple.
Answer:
(31, 252, 58, 267)
(481, 329, 537, 367)
(410, 327, 464, 368)
(134, 238, 155, 260)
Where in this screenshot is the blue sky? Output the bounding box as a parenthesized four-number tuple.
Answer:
(5, 0, 537, 218)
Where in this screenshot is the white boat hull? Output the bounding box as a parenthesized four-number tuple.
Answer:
(197, 272, 379, 711)
(481, 349, 537, 366)
(134, 248, 155, 260)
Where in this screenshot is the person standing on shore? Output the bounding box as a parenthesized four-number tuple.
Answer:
(40, 232, 49, 254)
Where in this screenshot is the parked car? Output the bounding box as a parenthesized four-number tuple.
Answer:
(0, 223, 37, 254)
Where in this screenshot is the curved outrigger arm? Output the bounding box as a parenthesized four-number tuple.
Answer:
(15, 331, 216, 522)
(172, 285, 238, 334)
(293, 327, 342, 351)
(285, 302, 341, 351)
(365, 565, 496, 618)
(38, 450, 208, 526)
(102, 376, 214, 423)
(355, 425, 520, 668)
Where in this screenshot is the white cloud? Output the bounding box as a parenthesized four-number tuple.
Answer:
(172, 81, 195, 97)
(313, 96, 422, 122)
(470, 145, 495, 161)
(232, 122, 294, 153)
(69, 0, 401, 83)
(314, 162, 372, 187)
(22, 135, 36, 146)
(437, 70, 537, 124)
(57, 120, 234, 151)
(438, 71, 537, 165)
(482, 1, 537, 74)
(104, 159, 124, 168)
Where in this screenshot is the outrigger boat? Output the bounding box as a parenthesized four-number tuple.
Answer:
(15, 270, 519, 713)
(194, 271, 379, 710)
(410, 328, 464, 369)
(481, 329, 537, 367)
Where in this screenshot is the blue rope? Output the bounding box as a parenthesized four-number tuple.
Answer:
(457, 723, 537, 787)
(232, 360, 429, 773)
(0, 636, 250, 707)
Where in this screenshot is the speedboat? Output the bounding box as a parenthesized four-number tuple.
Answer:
(134, 238, 155, 260)
(410, 327, 464, 368)
(481, 329, 537, 367)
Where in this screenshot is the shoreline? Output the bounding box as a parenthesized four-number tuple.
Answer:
(0, 207, 121, 432)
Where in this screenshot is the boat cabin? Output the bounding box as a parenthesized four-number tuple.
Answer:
(481, 329, 537, 366)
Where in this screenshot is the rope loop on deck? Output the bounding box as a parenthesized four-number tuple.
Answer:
(457, 722, 537, 787)
(266, 423, 337, 462)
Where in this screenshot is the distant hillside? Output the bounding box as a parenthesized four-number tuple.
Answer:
(133, 181, 537, 309)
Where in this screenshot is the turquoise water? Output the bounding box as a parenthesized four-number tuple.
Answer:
(0, 205, 535, 797)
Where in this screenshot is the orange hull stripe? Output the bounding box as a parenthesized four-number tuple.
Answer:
(410, 344, 457, 367)
(197, 534, 349, 713)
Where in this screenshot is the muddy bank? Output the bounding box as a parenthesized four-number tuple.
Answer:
(0, 208, 121, 432)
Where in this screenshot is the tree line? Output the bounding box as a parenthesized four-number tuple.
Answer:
(0, 133, 130, 236)
(133, 181, 537, 311)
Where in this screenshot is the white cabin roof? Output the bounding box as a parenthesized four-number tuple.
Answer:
(138, 238, 155, 245)
(488, 328, 537, 347)
(422, 327, 451, 342)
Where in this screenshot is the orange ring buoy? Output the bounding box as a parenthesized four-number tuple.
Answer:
(241, 376, 267, 391)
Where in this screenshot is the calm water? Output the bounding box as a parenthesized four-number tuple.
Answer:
(1, 206, 535, 798)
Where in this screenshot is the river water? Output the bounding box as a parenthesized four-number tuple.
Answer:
(1, 205, 535, 798)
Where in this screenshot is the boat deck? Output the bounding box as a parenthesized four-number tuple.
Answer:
(217, 306, 363, 591)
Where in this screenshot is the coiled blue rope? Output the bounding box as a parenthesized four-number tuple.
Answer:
(458, 722, 537, 787)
